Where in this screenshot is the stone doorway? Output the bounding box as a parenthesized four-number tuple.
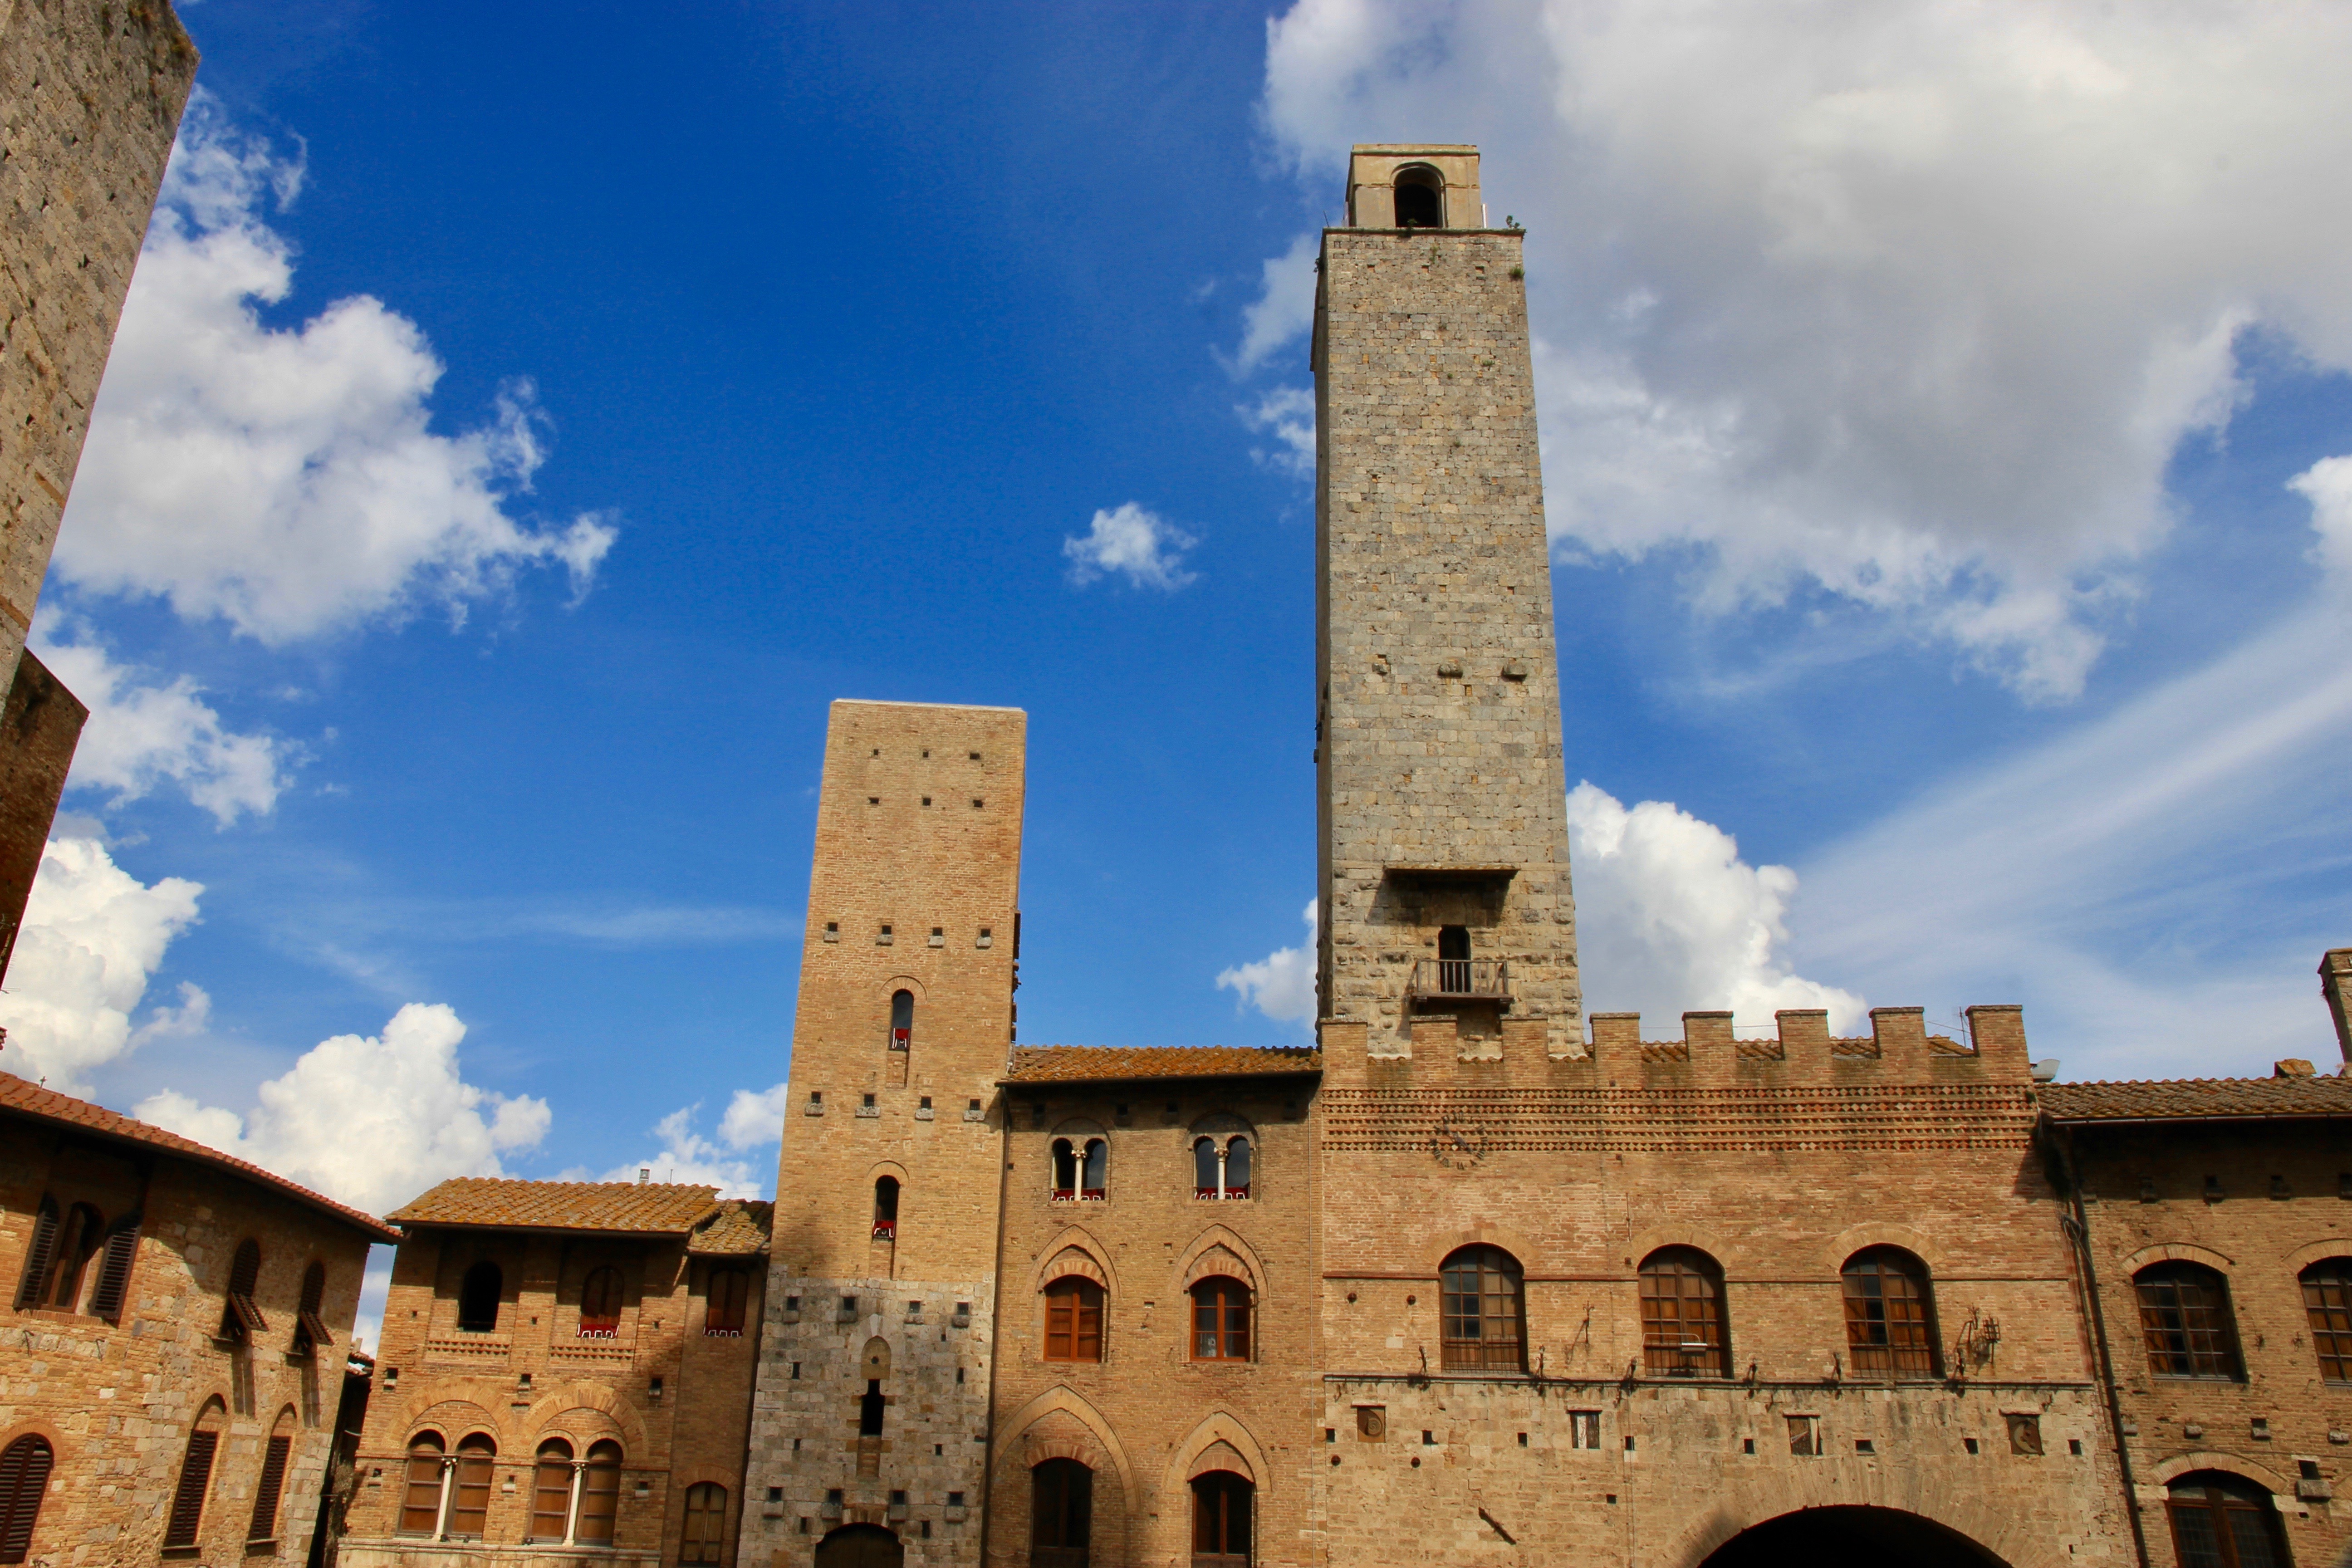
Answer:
(1699, 1507, 2006, 1568)
(814, 1523, 904, 1568)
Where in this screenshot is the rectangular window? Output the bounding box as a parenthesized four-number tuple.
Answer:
(1044, 1279, 1104, 1362)
(1788, 1416, 1820, 1457)
(1568, 1411, 1601, 1450)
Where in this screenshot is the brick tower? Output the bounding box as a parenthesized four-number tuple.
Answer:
(1313, 145, 1581, 1058)
(740, 699, 1024, 1565)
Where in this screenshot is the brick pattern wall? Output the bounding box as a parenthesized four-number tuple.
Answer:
(0, 1116, 376, 1566)
(2066, 1120, 2352, 1568)
(744, 701, 1026, 1567)
(1313, 151, 1579, 1060)
(342, 1220, 765, 1568)
(0, 0, 195, 674)
(987, 1079, 1320, 1568)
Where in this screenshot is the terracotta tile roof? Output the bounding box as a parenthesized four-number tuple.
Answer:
(387, 1177, 723, 1235)
(688, 1199, 773, 1255)
(2040, 1074, 2352, 1124)
(0, 1071, 399, 1242)
(1003, 1045, 1321, 1085)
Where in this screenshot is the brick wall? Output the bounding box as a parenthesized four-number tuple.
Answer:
(0, 1112, 378, 1565)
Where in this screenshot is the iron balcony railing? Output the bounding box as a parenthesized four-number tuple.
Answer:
(1407, 958, 1510, 1000)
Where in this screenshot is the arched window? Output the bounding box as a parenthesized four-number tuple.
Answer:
(1031, 1459, 1092, 1568)
(576, 1440, 623, 1545)
(247, 1407, 295, 1544)
(397, 1432, 446, 1536)
(1051, 1139, 1078, 1199)
(0, 1434, 56, 1565)
(457, 1261, 501, 1333)
(1081, 1138, 1107, 1200)
(1191, 1276, 1250, 1362)
(1194, 1136, 1252, 1200)
(1841, 1248, 1939, 1377)
(1639, 1248, 1729, 1377)
(706, 1268, 750, 1336)
(2301, 1258, 2352, 1383)
(221, 1238, 266, 1341)
(294, 1261, 331, 1357)
(1440, 1245, 1525, 1372)
(872, 1176, 901, 1241)
(447, 1435, 495, 1539)
(1191, 1471, 1253, 1567)
(890, 989, 914, 1051)
(165, 1400, 225, 1549)
(1393, 166, 1443, 229)
(681, 1482, 729, 1564)
(1044, 1278, 1104, 1362)
(579, 1267, 623, 1337)
(2166, 1471, 2288, 1568)
(35, 1202, 102, 1312)
(529, 1439, 573, 1543)
(2136, 1261, 2241, 1379)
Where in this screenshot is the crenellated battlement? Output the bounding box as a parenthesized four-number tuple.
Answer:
(1318, 1002, 2031, 1090)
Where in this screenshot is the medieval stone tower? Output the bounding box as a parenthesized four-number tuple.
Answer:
(1313, 145, 1581, 1058)
(742, 699, 1025, 1563)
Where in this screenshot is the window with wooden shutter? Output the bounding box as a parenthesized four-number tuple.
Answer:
(1044, 1278, 1104, 1362)
(1638, 1248, 1730, 1377)
(529, 1440, 574, 1542)
(1191, 1278, 1251, 1362)
(446, 1436, 494, 1538)
(247, 1414, 294, 1542)
(292, 1261, 331, 1357)
(35, 1204, 102, 1311)
(220, 1239, 266, 1342)
(0, 1434, 55, 1565)
(680, 1482, 728, 1564)
(165, 1407, 224, 1548)
(397, 1433, 446, 1536)
(1440, 1245, 1526, 1373)
(575, 1441, 622, 1545)
(1841, 1248, 1940, 1377)
(87, 1215, 142, 1324)
(10, 1198, 57, 1311)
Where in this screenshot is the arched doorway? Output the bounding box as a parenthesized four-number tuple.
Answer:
(814, 1523, 904, 1568)
(1699, 1507, 2006, 1568)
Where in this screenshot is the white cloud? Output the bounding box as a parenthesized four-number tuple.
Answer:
(2289, 455, 2352, 585)
(1239, 386, 1317, 479)
(1259, 0, 2352, 699)
(56, 91, 615, 644)
(0, 838, 202, 1093)
(1565, 784, 1865, 1035)
(34, 632, 291, 825)
(1234, 232, 1321, 374)
(597, 1105, 765, 1199)
(719, 1083, 792, 1149)
(1063, 502, 1198, 591)
(1218, 900, 1320, 1024)
(135, 1002, 551, 1217)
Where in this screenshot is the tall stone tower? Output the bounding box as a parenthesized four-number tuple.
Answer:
(1313, 145, 1581, 1058)
(742, 699, 1024, 1565)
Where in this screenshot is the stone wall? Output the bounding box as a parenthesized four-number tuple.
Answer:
(2061, 1115, 2352, 1568)
(0, 0, 195, 675)
(743, 700, 1026, 1567)
(0, 1112, 378, 1565)
(986, 1075, 1320, 1568)
(0, 649, 82, 982)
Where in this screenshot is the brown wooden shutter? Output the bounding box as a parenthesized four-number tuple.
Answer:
(11, 1200, 57, 1312)
(87, 1216, 142, 1324)
(247, 1434, 291, 1541)
(0, 1435, 55, 1564)
(164, 1429, 218, 1547)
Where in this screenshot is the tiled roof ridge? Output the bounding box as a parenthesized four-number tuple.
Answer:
(0, 1070, 399, 1241)
(2049, 1072, 2347, 1086)
(387, 1175, 730, 1233)
(1003, 1044, 1323, 1084)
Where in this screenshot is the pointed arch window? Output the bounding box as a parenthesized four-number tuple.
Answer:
(1194, 1136, 1251, 1200)
(1841, 1248, 1939, 1377)
(457, 1260, 501, 1333)
(1031, 1459, 1093, 1568)
(872, 1176, 901, 1241)
(1639, 1248, 1729, 1377)
(890, 989, 914, 1051)
(681, 1482, 729, 1564)
(0, 1434, 55, 1565)
(1440, 1245, 1525, 1372)
(579, 1267, 624, 1337)
(2136, 1261, 2242, 1379)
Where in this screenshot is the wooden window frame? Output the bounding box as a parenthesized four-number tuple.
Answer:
(1044, 1278, 1105, 1363)
(396, 1433, 446, 1537)
(1190, 1277, 1251, 1362)
(445, 1435, 495, 1540)
(680, 1481, 728, 1565)
(706, 1267, 750, 1337)
(0, 1434, 55, 1565)
(2135, 1262, 2243, 1380)
(578, 1266, 624, 1338)
(2165, 1471, 2289, 1568)
(1841, 1248, 1940, 1377)
(528, 1439, 575, 1544)
(2301, 1259, 2352, 1384)
(1439, 1245, 1526, 1374)
(246, 1420, 293, 1544)
(1190, 1471, 1253, 1567)
(164, 1411, 224, 1549)
(1638, 1248, 1730, 1378)
(574, 1441, 622, 1546)
(1030, 1458, 1093, 1568)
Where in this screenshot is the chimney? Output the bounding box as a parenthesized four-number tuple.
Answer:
(2321, 949, 2352, 1066)
(638, 1167, 651, 1185)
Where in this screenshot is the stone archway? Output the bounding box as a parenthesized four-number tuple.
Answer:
(813, 1523, 903, 1568)
(1699, 1506, 2007, 1568)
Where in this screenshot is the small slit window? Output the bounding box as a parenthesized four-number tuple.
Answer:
(890, 989, 914, 1051)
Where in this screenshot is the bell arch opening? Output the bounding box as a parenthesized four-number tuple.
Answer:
(1698, 1507, 2007, 1568)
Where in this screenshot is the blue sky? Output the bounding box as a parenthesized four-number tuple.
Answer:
(9, 0, 2352, 1273)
